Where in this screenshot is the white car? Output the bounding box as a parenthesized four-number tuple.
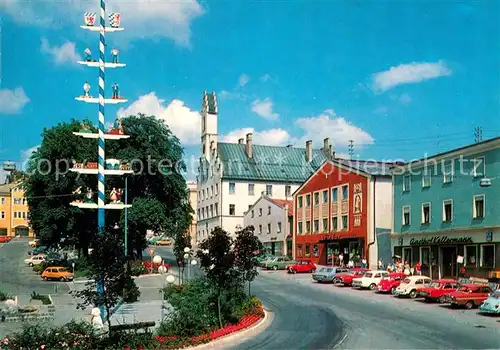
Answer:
(393, 275, 432, 298)
(352, 270, 389, 290)
(24, 255, 46, 266)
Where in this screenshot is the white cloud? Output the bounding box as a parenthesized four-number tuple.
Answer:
(0, 87, 29, 114)
(41, 38, 81, 65)
(251, 98, 279, 121)
(219, 90, 247, 101)
(238, 74, 250, 87)
(221, 128, 293, 146)
(294, 109, 374, 147)
(260, 74, 271, 82)
(21, 145, 40, 161)
(399, 93, 412, 105)
(372, 61, 452, 92)
(117, 92, 200, 145)
(2, 1, 204, 47)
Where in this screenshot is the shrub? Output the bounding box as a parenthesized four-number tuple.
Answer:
(30, 291, 51, 305)
(128, 260, 148, 276)
(0, 291, 12, 302)
(122, 274, 141, 303)
(33, 264, 45, 274)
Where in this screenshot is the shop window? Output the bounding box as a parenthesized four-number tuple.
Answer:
(306, 221, 311, 233)
(313, 220, 319, 232)
(402, 206, 410, 226)
(341, 185, 348, 200)
(298, 196, 303, 208)
(443, 200, 453, 222)
(305, 244, 311, 257)
(331, 188, 338, 201)
(473, 157, 485, 177)
(420, 247, 430, 266)
(305, 194, 311, 208)
(312, 245, 319, 257)
(473, 195, 485, 219)
(322, 190, 328, 204)
(403, 247, 412, 264)
(443, 160, 454, 183)
(403, 175, 411, 192)
(298, 222, 303, 235)
(322, 218, 328, 232)
(464, 245, 477, 267)
(332, 217, 338, 231)
(421, 203, 431, 224)
(297, 245, 303, 257)
(341, 215, 348, 230)
(480, 244, 495, 268)
(229, 204, 235, 216)
(314, 192, 319, 206)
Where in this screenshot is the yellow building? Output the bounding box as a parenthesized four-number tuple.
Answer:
(0, 182, 33, 237)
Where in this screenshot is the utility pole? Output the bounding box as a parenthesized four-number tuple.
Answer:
(474, 126, 483, 143)
(348, 140, 354, 159)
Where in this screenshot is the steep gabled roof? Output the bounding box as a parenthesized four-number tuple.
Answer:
(268, 198, 293, 216)
(217, 143, 327, 182)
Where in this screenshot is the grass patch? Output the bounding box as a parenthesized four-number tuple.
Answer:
(74, 269, 89, 278)
(30, 292, 52, 305)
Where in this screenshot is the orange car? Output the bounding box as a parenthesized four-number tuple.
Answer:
(41, 266, 74, 281)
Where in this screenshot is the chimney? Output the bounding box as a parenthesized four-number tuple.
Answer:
(287, 144, 293, 148)
(246, 133, 253, 158)
(305, 140, 313, 162)
(323, 138, 330, 158)
(238, 138, 244, 144)
(330, 145, 335, 159)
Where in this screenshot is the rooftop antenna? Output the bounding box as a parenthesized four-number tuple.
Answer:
(474, 126, 483, 143)
(348, 140, 354, 159)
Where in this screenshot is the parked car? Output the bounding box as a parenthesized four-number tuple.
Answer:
(376, 272, 406, 294)
(334, 268, 368, 286)
(0, 236, 11, 243)
(156, 238, 172, 246)
(352, 270, 390, 290)
(287, 260, 317, 274)
(312, 267, 349, 283)
(262, 257, 294, 270)
(28, 245, 48, 255)
(41, 266, 74, 281)
(479, 290, 500, 314)
(393, 276, 432, 298)
(24, 254, 46, 267)
(418, 279, 461, 303)
(256, 254, 275, 263)
(443, 284, 492, 309)
(28, 239, 40, 247)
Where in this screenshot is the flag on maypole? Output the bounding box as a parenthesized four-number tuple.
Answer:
(84, 12, 96, 26)
(109, 13, 121, 28)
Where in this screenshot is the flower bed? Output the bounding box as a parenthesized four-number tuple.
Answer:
(128, 260, 169, 276)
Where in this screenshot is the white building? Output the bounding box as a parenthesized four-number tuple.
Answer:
(244, 194, 293, 256)
(196, 91, 332, 243)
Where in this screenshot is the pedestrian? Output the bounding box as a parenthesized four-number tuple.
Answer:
(378, 259, 384, 270)
(403, 261, 410, 276)
(361, 258, 367, 269)
(348, 259, 354, 268)
(339, 253, 344, 267)
(415, 261, 422, 275)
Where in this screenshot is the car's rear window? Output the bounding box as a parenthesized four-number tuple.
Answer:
(403, 278, 411, 284)
(364, 273, 372, 278)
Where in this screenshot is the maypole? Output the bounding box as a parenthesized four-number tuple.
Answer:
(71, 2, 131, 324)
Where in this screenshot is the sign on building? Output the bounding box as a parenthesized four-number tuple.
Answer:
(353, 182, 362, 227)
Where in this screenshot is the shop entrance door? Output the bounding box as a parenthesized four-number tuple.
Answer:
(326, 243, 339, 265)
(440, 246, 457, 278)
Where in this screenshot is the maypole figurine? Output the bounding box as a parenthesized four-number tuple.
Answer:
(112, 82, 119, 99)
(111, 48, 119, 63)
(109, 13, 121, 28)
(108, 117, 124, 135)
(84, 47, 92, 61)
(84, 12, 96, 26)
(72, 186, 83, 203)
(110, 187, 123, 203)
(83, 81, 91, 98)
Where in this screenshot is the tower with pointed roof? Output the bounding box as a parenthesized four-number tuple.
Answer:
(201, 91, 218, 163)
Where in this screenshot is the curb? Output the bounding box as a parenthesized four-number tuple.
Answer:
(188, 308, 272, 349)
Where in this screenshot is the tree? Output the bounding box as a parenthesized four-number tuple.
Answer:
(23, 116, 193, 258)
(233, 226, 263, 295)
(196, 227, 234, 328)
(73, 228, 140, 326)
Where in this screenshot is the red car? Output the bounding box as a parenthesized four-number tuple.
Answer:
(443, 284, 492, 309)
(287, 260, 316, 274)
(0, 236, 11, 243)
(335, 268, 368, 286)
(376, 272, 406, 294)
(418, 279, 460, 303)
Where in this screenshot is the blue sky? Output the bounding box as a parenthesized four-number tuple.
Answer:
(1, 0, 500, 180)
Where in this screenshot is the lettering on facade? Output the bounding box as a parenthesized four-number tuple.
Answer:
(353, 182, 362, 227)
(409, 236, 473, 246)
(320, 234, 357, 241)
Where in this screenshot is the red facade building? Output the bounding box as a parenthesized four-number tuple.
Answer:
(293, 160, 371, 266)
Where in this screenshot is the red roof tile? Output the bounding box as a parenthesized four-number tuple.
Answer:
(269, 198, 293, 216)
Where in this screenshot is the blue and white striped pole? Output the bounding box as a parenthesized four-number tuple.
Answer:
(97, 0, 106, 319)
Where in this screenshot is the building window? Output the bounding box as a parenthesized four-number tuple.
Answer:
(22, 212, 26, 219)
(298, 196, 303, 208)
(251, 210, 254, 218)
(473, 157, 485, 177)
(297, 245, 303, 257)
(314, 192, 319, 206)
(248, 184, 255, 195)
(422, 171, 431, 188)
(268, 206, 271, 215)
(305, 194, 311, 208)
(403, 175, 411, 192)
(259, 225, 262, 234)
(229, 183, 235, 194)
(216, 183, 219, 194)
(331, 188, 338, 201)
(215, 203, 219, 216)
(443, 200, 452, 222)
(0, 212, 4, 219)
(313, 244, 319, 257)
(305, 244, 311, 257)
(14, 212, 17, 218)
(210, 204, 214, 217)
(229, 204, 235, 216)
(332, 217, 338, 231)
(322, 218, 328, 232)
(210, 186, 214, 197)
(267, 223, 271, 234)
(277, 222, 282, 233)
(341, 185, 348, 200)
(0, 198, 4, 205)
(421, 203, 431, 224)
(313, 220, 319, 232)
(285, 185, 291, 197)
(341, 215, 348, 230)
(259, 208, 263, 216)
(306, 220, 311, 233)
(402, 206, 410, 226)
(464, 245, 477, 267)
(298, 222, 303, 234)
(473, 194, 485, 218)
(322, 190, 328, 204)
(480, 244, 495, 268)
(266, 185, 273, 196)
(443, 160, 454, 183)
